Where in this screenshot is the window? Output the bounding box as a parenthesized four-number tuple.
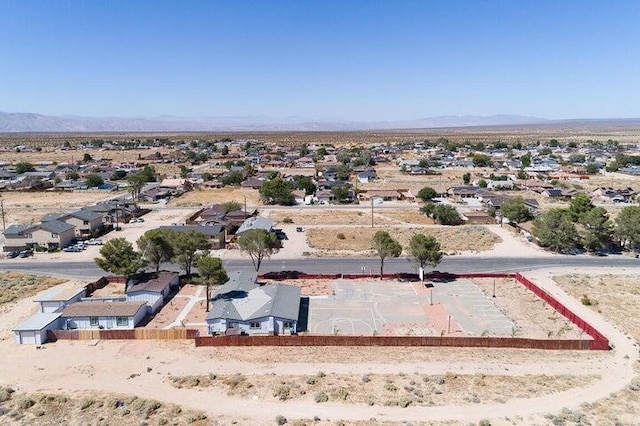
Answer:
(283, 322, 293, 329)
(83, 220, 89, 225)
(51, 233, 58, 238)
(228, 322, 237, 329)
(249, 322, 261, 329)
(116, 317, 128, 327)
(89, 317, 99, 327)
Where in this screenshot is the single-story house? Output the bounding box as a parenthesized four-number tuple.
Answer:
(160, 178, 192, 192)
(206, 270, 301, 336)
(126, 271, 179, 314)
(357, 170, 377, 183)
(61, 301, 147, 330)
(33, 286, 86, 313)
(13, 313, 62, 345)
(235, 216, 273, 236)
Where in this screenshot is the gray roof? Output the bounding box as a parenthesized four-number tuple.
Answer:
(127, 271, 178, 294)
(39, 220, 76, 234)
(236, 216, 273, 235)
(61, 301, 147, 318)
(42, 213, 65, 222)
(13, 313, 61, 331)
(33, 286, 86, 302)
(4, 224, 34, 236)
(213, 270, 259, 297)
(70, 210, 104, 221)
(207, 271, 301, 322)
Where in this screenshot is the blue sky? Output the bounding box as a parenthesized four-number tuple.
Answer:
(1, 1, 639, 121)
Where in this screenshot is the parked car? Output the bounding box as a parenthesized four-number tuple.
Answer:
(6, 251, 20, 259)
(63, 246, 82, 253)
(85, 238, 104, 245)
(18, 249, 34, 258)
(296, 227, 304, 232)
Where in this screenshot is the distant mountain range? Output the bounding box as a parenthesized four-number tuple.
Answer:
(1, 111, 639, 132)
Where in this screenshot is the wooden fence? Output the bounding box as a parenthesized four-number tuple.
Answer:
(194, 335, 593, 350)
(48, 328, 198, 341)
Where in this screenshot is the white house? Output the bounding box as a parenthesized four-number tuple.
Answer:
(60, 301, 147, 330)
(206, 270, 301, 336)
(126, 271, 179, 314)
(13, 313, 62, 345)
(33, 287, 86, 313)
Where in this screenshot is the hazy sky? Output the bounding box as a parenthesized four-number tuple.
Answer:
(1, 1, 639, 121)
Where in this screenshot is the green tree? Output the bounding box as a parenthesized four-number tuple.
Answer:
(408, 234, 443, 280)
(85, 174, 104, 188)
(259, 177, 295, 205)
(462, 172, 471, 184)
(580, 207, 613, 252)
(65, 170, 80, 180)
(111, 169, 128, 180)
(568, 193, 595, 222)
(94, 238, 145, 279)
(222, 201, 243, 213)
(478, 179, 488, 188)
(82, 153, 93, 163)
(614, 206, 640, 251)
(420, 203, 436, 218)
(472, 154, 491, 167)
(166, 230, 211, 276)
(520, 153, 532, 168)
(532, 209, 579, 253)
(196, 255, 228, 312)
(127, 173, 146, 204)
(432, 205, 463, 225)
(500, 196, 533, 223)
(221, 171, 244, 186)
(332, 186, 349, 203)
(15, 162, 35, 174)
(293, 176, 317, 195)
(179, 165, 189, 179)
(417, 187, 437, 202)
(136, 230, 174, 272)
(585, 163, 600, 174)
(237, 229, 281, 272)
(371, 231, 402, 278)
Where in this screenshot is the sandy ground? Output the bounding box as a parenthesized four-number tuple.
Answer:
(0, 267, 638, 425)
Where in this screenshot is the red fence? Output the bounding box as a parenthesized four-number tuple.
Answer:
(195, 335, 593, 350)
(514, 273, 609, 350)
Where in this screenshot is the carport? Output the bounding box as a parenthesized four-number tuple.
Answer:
(13, 313, 62, 345)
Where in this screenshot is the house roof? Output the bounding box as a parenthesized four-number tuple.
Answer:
(208, 271, 301, 322)
(33, 286, 86, 302)
(39, 220, 76, 234)
(13, 313, 62, 331)
(236, 216, 273, 235)
(61, 301, 147, 318)
(70, 210, 104, 221)
(127, 271, 178, 294)
(4, 224, 34, 236)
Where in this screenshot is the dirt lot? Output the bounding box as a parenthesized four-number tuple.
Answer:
(0, 272, 65, 308)
(0, 190, 118, 225)
(306, 226, 501, 254)
(168, 187, 262, 207)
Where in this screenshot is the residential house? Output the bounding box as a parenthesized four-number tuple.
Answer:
(42, 210, 104, 237)
(235, 216, 273, 236)
(60, 301, 147, 330)
(13, 313, 62, 345)
(159, 178, 192, 193)
(126, 271, 179, 314)
(3, 220, 76, 252)
(206, 270, 301, 336)
(356, 170, 377, 184)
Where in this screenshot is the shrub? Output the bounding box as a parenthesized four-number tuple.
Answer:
(336, 233, 346, 240)
(0, 387, 14, 403)
(276, 414, 288, 425)
(361, 374, 371, 383)
(282, 217, 294, 224)
(478, 420, 491, 426)
(384, 383, 398, 392)
(581, 294, 592, 306)
(18, 397, 35, 409)
(273, 384, 291, 401)
(314, 391, 328, 403)
(334, 387, 349, 401)
(80, 398, 94, 410)
(398, 397, 412, 408)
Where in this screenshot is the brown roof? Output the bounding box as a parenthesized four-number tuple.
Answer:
(61, 301, 146, 318)
(127, 271, 177, 294)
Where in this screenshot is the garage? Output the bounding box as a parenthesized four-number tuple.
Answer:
(13, 313, 62, 345)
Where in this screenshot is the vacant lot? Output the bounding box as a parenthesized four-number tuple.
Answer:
(168, 187, 262, 207)
(0, 272, 65, 308)
(307, 226, 500, 254)
(0, 190, 117, 225)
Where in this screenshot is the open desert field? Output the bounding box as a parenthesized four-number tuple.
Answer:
(168, 187, 262, 207)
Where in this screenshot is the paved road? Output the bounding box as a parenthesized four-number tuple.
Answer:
(1, 255, 637, 278)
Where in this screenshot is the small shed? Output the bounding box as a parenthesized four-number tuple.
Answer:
(13, 313, 62, 345)
(33, 287, 86, 313)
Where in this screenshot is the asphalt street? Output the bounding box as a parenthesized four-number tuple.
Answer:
(0, 255, 637, 279)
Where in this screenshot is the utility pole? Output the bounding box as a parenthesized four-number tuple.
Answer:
(244, 195, 247, 219)
(371, 197, 374, 228)
(0, 195, 5, 231)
